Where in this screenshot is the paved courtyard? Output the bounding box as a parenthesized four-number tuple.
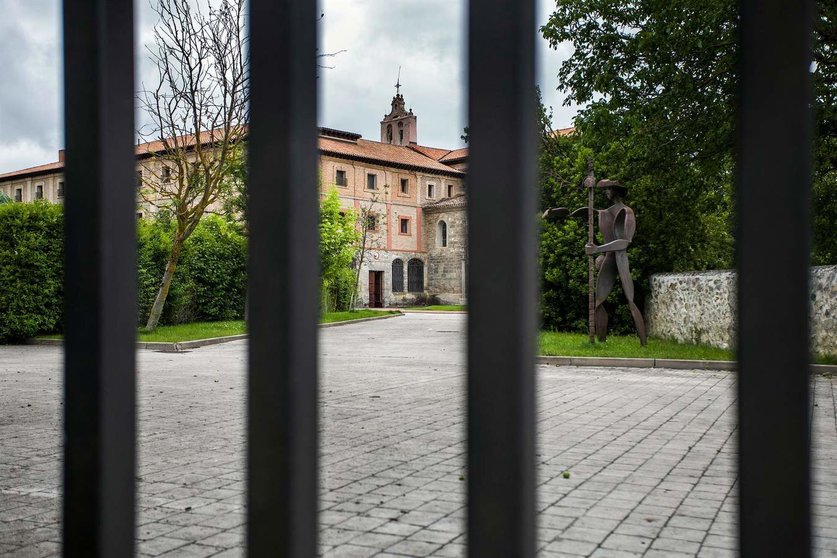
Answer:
(1, 313, 836, 557)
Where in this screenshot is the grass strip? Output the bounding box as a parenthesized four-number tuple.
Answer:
(405, 305, 466, 311)
(39, 310, 400, 343)
(539, 331, 732, 361)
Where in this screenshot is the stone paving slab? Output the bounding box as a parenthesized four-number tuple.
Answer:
(1, 314, 836, 557)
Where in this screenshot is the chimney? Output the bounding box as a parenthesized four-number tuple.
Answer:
(58, 149, 65, 162)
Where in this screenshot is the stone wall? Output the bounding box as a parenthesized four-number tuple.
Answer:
(423, 205, 467, 305)
(647, 266, 837, 356)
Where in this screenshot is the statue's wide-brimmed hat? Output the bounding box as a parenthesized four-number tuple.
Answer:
(593, 179, 628, 196)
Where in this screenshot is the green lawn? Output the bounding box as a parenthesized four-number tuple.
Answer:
(40, 310, 400, 343)
(405, 305, 467, 311)
(320, 309, 401, 323)
(539, 331, 733, 361)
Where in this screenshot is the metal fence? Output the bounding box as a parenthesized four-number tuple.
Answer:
(61, 0, 812, 556)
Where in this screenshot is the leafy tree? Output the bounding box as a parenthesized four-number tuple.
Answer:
(320, 189, 359, 311)
(138, 0, 249, 330)
(541, 0, 836, 266)
(351, 188, 388, 308)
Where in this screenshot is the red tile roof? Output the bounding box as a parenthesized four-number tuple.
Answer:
(550, 126, 576, 137)
(319, 138, 464, 176)
(439, 147, 468, 163)
(0, 161, 64, 181)
(0, 128, 465, 181)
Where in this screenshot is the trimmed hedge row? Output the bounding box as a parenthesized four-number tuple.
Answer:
(0, 203, 247, 342)
(0, 202, 64, 341)
(137, 214, 247, 325)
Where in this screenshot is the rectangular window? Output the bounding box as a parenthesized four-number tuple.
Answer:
(14, 188, 22, 202)
(400, 178, 409, 194)
(366, 215, 377, 230)
(366, 173, 377, 190)
(35, 185, 44, 200)
(447, 184, 454, 197)
(399, 217, 410, 235)
(57, 181, 65, 198)
(336, 169, 347, 186)
(162, 166, 171, 182)
(427, 183, 435, 198)
(136, 170, 143, 190)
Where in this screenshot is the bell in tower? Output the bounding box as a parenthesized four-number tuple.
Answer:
(380, 69, 417, 145)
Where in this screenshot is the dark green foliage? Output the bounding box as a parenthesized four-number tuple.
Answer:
(0, 206, 248, 342)
(537, 92, 734, 334)
(0, 203, 64, 341)
(137, 213, 190, 325)
(541, 0, 836, 272)
(137, 213, 247, 325)
(813, 3, 837, 265)
(537, 0, 837, 331)
(179, 216, 247, 321)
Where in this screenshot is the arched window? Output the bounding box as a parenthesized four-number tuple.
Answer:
(407, 259, 424, 293)
(437, 220, 448, 247)
(392, 259, 404, 292)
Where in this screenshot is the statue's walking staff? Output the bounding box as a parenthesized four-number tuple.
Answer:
(583, 159, 596, 344)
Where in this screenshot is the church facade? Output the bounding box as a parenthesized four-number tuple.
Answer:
(0, 92, 469, 308)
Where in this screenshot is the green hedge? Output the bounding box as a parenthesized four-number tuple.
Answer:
(137, 213, 246, 325)
(0, 202, 64, 342)
(0, 206, 247, 342)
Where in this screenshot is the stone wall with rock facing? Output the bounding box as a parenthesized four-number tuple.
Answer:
(646, 266, 837, 357)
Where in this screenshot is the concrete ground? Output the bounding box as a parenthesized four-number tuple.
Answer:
(1, 313, 835, 557)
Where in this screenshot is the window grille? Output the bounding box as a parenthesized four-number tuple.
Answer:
(407, 258, 424, 292)
(391, 259, 404, 292)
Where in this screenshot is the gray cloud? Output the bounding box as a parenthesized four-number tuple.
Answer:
(0, 0, 62, 171)
(0, 0, 579, 172)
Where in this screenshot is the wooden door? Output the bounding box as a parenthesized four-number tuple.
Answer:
(368, 271, 383, 307)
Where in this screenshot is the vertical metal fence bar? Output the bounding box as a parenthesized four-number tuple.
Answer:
(467, 1, 537, 556)
(247, 0, 319, 555)
(62, 0, 137, 555)
(736, 0, 813, 555)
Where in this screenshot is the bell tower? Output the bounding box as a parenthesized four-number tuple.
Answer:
(380, 70, 417, 145)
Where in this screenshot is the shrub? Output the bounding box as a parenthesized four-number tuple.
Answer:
(178, 215, 247, 321)
(137, 213, 192, 325)
(0, 202, 64, 341)
(137, 213, 247, 325)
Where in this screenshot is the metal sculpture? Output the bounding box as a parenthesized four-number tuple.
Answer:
(543, 176, 648, 346)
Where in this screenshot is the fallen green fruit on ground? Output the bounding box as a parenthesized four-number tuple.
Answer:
(562, 471, 570, 479)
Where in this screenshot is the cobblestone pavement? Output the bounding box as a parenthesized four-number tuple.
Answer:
(1, 313, 836, 557)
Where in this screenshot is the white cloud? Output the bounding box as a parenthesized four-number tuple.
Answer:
(0, 0, 580, 172)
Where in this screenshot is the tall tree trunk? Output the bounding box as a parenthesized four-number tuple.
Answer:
(351, 245, 366, 309)
(145, 239, 184, 331)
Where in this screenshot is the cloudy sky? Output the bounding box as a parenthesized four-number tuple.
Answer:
(0, 0, 579, 173)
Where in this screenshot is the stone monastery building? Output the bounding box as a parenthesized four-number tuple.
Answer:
(0, 92, 468, 308)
